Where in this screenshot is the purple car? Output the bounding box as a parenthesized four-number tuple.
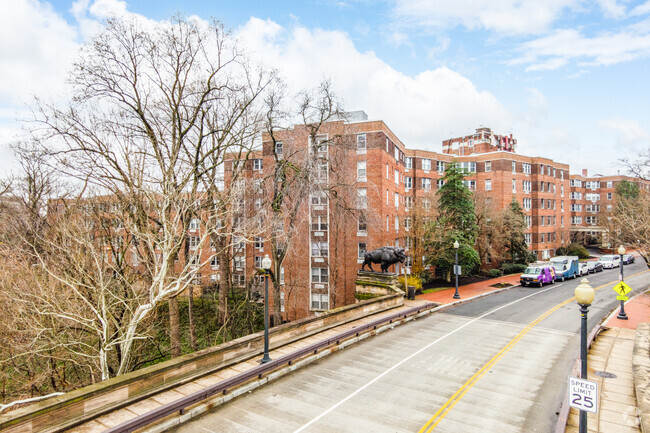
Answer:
(520, 265, 556, 287)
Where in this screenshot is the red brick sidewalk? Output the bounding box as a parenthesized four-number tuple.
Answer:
(416, 273, 521, 305)
(605, 290, 650, 329)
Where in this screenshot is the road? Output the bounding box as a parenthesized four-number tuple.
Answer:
(172, 262, 649, 433)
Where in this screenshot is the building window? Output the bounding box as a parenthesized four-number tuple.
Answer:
(463, 180, 476, 190)
(357, 161, 367, 181)
(358, 242, 367, 258)
(311, 192, 328, 206)
(253, 158, 263, 171)
(485, 161, 491, 172)
(386, 164, 390, 179)
(311, 241, 328, 257)
(437, 161, 445, 172)
(607, 181, 613, 188)
(523, 181, 531, 192)
(311, 215, 328, 231)
(210, 255, 219, 269)
(234, 256, 245, 270)
(405, 177, 412, 189)
(485, 179, 492, 191)
(255, 256, 263, 268)
(395, 169, 399, 185)
(523, 163, 531, 174)
(395, 215, 399, 231)
(458, 162, 476, 173)
(386, 189, 390, 205)
(358, 214, 367, 233)
(525, 215, 532, 228)
(607, 192, 612, 200)
(189, 218, 200, 231)
(523, 198, 532, 210)
(422, 178, 432, 190)
(512, 161, 517, 173)
(512, 179, 516, 193)
(423, 197, 431, 210)
(280, 267, 285, 285)
(357, 188, 367, 209)
(192, 273, 202, 285)
(395, 192, 399, 208)
(311, 267, 328, 283)
(311, 293, 329, 310)
(405, 217, 411, 230)
(188, 236, 200, 250)
(357, 134, 366, 150)
(405, 157, 413, 169)
(525, 233, 531, 245)
(422, 159, 432, 171)
(437, 179, 444, 189)
(275, 141, 283, 156)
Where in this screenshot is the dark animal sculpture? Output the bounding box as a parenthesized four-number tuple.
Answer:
(361, 246, 407, 273)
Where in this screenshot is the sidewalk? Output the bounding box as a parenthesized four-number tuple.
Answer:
(565, 291, 650, 433)
(416, 273, 521, 304)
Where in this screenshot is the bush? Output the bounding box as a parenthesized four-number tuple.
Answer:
(501, 263, 527, 274)
(487, 269, 503, 278)
(566, 243, 590, 259)
(398, 275, 423, 290)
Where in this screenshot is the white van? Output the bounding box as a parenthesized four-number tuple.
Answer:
(599, 255, 621, 269)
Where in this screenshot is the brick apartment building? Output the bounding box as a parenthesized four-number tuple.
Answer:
(569, 169, 650, 246)
(221, 113, 584, 320)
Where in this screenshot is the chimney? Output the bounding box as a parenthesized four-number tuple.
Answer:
(582, 169, 588, 177)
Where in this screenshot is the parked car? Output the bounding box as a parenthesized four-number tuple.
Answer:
(520, 265, 556, 287)
(579, 262, 589, 276)
(622, 254, 635, 265)
(587, 261, 603, 273)
(550, 256, 580, 281)
(599, 255, 621, 269)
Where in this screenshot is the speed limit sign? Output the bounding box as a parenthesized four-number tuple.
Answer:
(568, 376, 598, 413)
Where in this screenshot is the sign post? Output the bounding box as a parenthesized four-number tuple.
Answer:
(568, 376, 598, 414)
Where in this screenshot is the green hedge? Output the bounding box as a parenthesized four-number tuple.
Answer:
(488, 269, 504, 278)
(501, 263, 527, 274)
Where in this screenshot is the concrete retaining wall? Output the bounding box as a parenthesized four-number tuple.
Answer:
(0, 293, 403, 433)
(633, 323, 650, 433)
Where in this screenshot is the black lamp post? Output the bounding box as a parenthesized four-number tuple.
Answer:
(261, 254, 272, 364)
(617, 245, 628, 320)
(575, 278, 595, 433)
(453, 240, 460, 299)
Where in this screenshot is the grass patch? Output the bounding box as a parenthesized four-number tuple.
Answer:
(490, 282, 513, 288)
(355, 292, 380, 300)
(422, 287, 452, 294)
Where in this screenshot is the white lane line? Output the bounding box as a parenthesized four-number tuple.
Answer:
(292, 283, 564, 433)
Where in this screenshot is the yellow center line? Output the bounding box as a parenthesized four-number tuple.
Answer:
(418, 270, 649, 433)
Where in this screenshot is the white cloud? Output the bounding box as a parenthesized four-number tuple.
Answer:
(630, 0, 650, 16)
(599, 117, 650, 145)
(0, 0, 80, 108)
(511, 26, 650, 70)
(390, 0, 579, 35)
(237, 18, 510, 150)
(596, 0, 628, 19)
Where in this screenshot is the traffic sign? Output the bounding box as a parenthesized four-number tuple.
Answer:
(454, 265, 461, 275)
(568, 376, 598, 413)
(612, 281, 632, 296)
(616, 295, 629, 301)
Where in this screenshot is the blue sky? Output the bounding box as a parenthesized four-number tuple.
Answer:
(2, 0, 649, 176)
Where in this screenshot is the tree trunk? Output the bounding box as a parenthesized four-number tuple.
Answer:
(188, 287, 197, 351)
(169, 296, 181, 358)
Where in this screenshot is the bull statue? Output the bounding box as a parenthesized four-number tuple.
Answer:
(361, 246, 407, 273)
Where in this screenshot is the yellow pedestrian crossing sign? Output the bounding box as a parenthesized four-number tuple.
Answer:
(612, 281, 632, 296)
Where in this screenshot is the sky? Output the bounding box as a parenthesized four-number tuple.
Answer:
(1, 0, 650, 177)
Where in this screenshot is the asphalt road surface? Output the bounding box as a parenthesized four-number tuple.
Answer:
(171, 262, 649, 433)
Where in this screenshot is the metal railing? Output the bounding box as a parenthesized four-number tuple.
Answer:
(106, 302, 437, 433)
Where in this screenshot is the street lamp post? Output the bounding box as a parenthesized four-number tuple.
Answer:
(575, 278, 595, 433)
(453, 240, 460, 299)
(261, 254, 272, 364)
(616, 245, 628, 320)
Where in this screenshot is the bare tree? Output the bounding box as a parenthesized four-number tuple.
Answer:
(263, 81, 344, 323)
(20, 15, 274, 379)
(620, 149, 650, 181)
